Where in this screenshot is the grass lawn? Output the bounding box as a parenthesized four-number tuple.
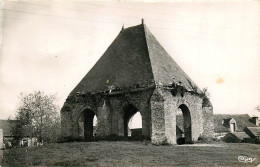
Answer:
(0, 141, 260, 167)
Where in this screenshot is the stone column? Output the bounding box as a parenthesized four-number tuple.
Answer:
(61, 109, 76, 140)
(150, 89, 166, 144)
(109, 97, 125, 136)
(0, 129, 3, 149)
(139, 102, 151, 138)
(164, 98, 177, 144)
(202, 106, 214, 138)
(96, 100, 111, 137)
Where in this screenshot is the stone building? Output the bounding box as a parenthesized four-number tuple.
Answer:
(0, 120, 16, 140)
(214, 114, 258, 139)
(60, 21, 214, 144)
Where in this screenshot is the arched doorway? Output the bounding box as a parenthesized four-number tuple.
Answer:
(123, 104, 142, 138)
(128, 112, 142, 137)
(78, 109, 96, 141)
(176, 104, 192, 144)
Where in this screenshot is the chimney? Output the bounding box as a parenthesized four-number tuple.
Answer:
(141, 18, 144, 25)
(252, 117, 259, 126)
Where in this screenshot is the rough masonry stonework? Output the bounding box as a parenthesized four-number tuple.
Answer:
(60, 22, 214, 144)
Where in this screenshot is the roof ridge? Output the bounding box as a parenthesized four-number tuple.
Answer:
(142, 24, 156, 86)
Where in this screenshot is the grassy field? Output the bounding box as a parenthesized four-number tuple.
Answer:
(0, 141, 260, 167)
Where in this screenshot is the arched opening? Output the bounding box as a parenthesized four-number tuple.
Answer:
(128, 112, 142, 137)
(123, 104, 142, 138)
(78, 109, 97, 141)
(176, 104, 192, 144)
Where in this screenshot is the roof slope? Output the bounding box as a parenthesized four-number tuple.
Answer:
(214, 114, 256, 133)
(230, 132, 250, 140)
(222, 132, 250, 143)
(246, 127, 260, 137)
(70, 23, 199, 95)
(144, 25, 198, 91)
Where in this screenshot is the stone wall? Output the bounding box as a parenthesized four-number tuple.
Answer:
(61, 87, 214, 144)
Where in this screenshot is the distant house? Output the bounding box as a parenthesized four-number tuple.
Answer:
(0, 120, 18, 148)
(222, 132, 250, 143)
(0, 120, 40, 147)
(214, 114, 258, 140)
(244, 127, 260, 140)
(0, 120, 18, 139)
(176, 114, 259, 142)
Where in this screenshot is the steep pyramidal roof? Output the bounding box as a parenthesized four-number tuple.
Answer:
(70, 23, 199, 95)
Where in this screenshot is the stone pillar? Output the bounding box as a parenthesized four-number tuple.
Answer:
(109, 97, 125, 136)
(0, 129, 3, 149)
(202, 106, 214, 138)
(118, 111, 124, 137)
(164, 98, 177, 144)
(150, 89, 166, 144)
(61, 109, 76, 140)
(139, 102, 151, 137)
(96, 100, 111, 137)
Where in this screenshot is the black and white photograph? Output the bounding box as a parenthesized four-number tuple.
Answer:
(0, 0, 260, 166)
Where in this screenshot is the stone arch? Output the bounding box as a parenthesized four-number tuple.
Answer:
(177, 104, 192, 144)
(78, 108, 97, 141)
(123, 104, 141, 137)
(128, 112, 142, 137)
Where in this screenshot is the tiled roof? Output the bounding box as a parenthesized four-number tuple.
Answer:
(214, 114, 256, 133)
(70, 23, 199, 95)
(230, 132, 250, 140)
(246, 127, 260, 137)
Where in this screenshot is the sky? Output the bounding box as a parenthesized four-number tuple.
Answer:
(0, 0, 260, 124)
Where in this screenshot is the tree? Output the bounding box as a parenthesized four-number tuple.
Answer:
(10, 91, 61, 144)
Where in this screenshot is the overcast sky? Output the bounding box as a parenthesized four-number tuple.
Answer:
(1, 0, 260, 121)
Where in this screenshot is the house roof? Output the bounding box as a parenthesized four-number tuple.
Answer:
(246, 127, 260, 137)
(70, 23, 200, 95)
(214, 114, 257, 133)
(230, 132, 250, 140)
(0, 120, 17, 137)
